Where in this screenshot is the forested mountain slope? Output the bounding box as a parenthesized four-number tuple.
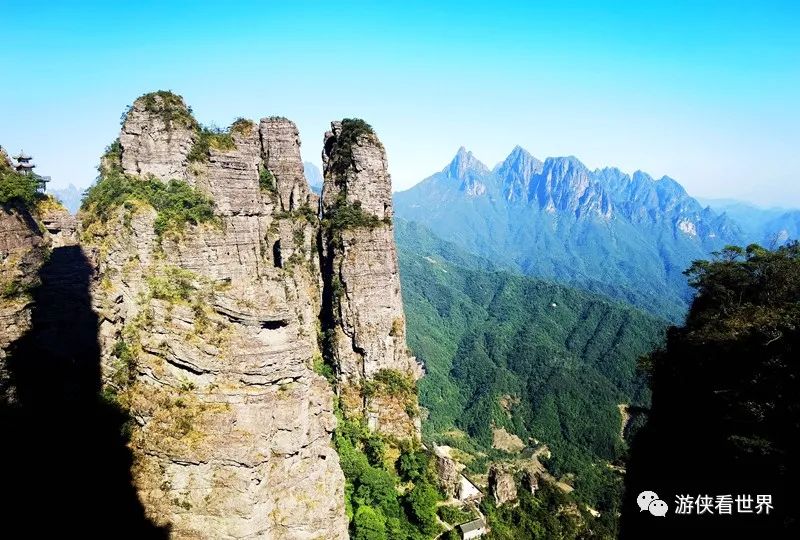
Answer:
(396, 220, 666, 514)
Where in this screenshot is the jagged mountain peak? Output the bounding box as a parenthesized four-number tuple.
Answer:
(444, 146, 490, 178)
(594, 166, 626, 178)
(629, 171, 687, 198)
(656, 174, 683, 187)
(496, 145, 543, 173)
(517, 155, 612, 219)
(497, 146, 544, 203)
(506, 144, 535, 161)
(542, 155, 590, 175)
(631, 169, 655, 183)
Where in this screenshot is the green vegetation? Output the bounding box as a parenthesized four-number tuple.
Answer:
(110, 339, 136, 388)
(323, 193, 390, 239)
(395, 219, 666, 533)
(99, 139, 123, 175)
(372, 369, 415, 396)
(335, 414, 445, 540)
(188, 125, 235, 163)
(0, 164, 40, 208)
(483, 483, 596, 540)
(259, 167, 276, 192)
(81, 170, 216, 238)
(230, 117, 255, 135)
(274, 204, 318, 224)
(138, 90, 198, 130)
(124, 92, 251, 163)
(437, 504, 473, 526)
(146, 266, 198, 303)
(329, 118, 377, 175)
(623, 242, 800, 538)
(1, 279, 25, 299)
(329, 199, 389, 230)
(312, 351, 335, 384)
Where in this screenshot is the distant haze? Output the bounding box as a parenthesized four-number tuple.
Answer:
(1, 1, 798, 206)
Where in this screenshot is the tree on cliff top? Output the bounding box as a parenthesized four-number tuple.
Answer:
(622, 242, 800, 539)
(0, 165, 40, 208)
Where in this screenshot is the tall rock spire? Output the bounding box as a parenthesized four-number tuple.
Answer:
(260, 117, 312, 211)
(119, 91, 196, 182)
(321, 119, 422, 439)
(89, 91, 348, 539)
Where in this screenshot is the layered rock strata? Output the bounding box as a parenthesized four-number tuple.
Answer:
(80, 92, 424, 539)
(86, 93, 347, 539)
(320, 119, 422, 439)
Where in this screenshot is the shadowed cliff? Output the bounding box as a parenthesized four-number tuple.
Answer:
(0, 245, 167, 537)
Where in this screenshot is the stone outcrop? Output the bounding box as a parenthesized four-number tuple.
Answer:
(320, 119, 422, 439)
(3, 95, 425, 538)
(0, 146, 11, 168)
(39, 200, 79, 247)
(0, 190, 74, 403)
(261, 117, 312, 212)
(522, 467, 540, 495)
(85, 94, 350, 539)
(488, 464, 518, 506)
(119, 92, 195, 182)
(433, 446, 462, 499)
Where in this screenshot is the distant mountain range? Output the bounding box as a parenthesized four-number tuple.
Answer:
(394, 147, 754, 321)
(49, 183, 82, 214)
(303, 161, 323, 194)
(699, 198, 800, 247)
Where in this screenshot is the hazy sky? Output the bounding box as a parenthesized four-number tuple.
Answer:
(1, 0, 798, 206)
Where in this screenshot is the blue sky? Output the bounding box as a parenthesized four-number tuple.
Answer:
(1, 0, 798, 206)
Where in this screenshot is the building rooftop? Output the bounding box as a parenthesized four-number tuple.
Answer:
(459, 518, 486, 534)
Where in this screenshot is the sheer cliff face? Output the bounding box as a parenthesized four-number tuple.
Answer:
(0, 142, 68, 385)
(261, 117, 312, 212)
(321, 120, 422, 440)
(88, 93, 348, 539)
(119, 95, 195, 182)
(84, 94, 422, 538)
(0, 205, 46, 379)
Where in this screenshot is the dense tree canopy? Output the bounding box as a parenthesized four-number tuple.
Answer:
(622, 243, 800, 539)
(395, 220, 667, 535)
(0, 160, 40, 208)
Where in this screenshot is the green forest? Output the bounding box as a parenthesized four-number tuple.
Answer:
(395, 219, 667, 532)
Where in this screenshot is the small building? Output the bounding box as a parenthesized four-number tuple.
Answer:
(459, 518, 487, 540)
(13, 151, 35, 174)
(12, 150, 49, 192)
